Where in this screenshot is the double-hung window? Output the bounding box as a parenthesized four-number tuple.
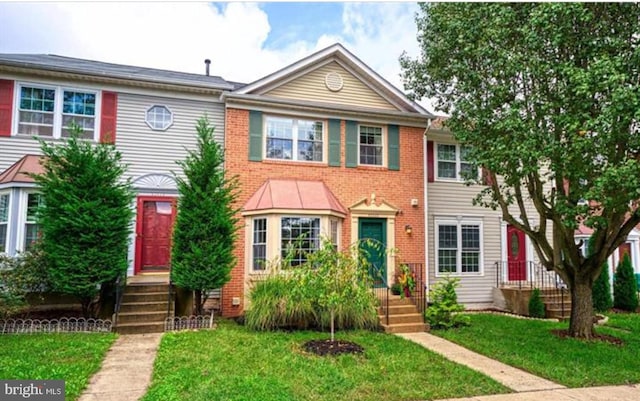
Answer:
(252, 218, 267, 271)
(24, 193, 43, 251)
(17, 83, 97, 140)
(436, 144, 476, 180)
(359, 125, 384, 166)
(0, 193, 9, 253)
(280, 217, 320, 266)
(436, 219, 482, 275)
(265, 117, 324, 162)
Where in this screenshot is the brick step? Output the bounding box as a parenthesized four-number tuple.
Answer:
(381, 322, 429, 334)
(378, 313, 424, 325)
(119, 301, 168, 313)
(124, 284, 170, 294)
(115, 321, 165, 334)
(122, 292, 168, 303)
(116, 311, 166, 324)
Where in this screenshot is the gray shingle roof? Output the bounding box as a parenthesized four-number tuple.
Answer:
(0, 53, 241, 90)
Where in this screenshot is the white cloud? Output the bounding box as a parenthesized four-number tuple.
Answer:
(0, 2, 433, 112)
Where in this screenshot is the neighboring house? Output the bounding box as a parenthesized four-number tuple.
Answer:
(0, 54, 233, 282)
(221, 44, 431, 316)
(426, 119, 640, 310)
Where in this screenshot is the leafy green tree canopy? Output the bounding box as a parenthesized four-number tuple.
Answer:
(401, 3, 640, 338)
(171, 117, 240, 315)
(33, 126, 134, 317)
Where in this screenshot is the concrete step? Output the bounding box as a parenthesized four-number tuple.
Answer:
(546, 307, 571, 320)
(117, 311, 166, 324)
(124, 284, 170, 294)
(379, 304, 419, 315)
(122, 292, 167, 303)
(381, 322, 429, 334)
(378, 313, 424, 325)
(115, 321, 165, 334)
(119, 301, 168, 313)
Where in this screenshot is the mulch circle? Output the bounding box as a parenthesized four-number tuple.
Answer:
(551, 329, 625, 346)
(303, 339, 364, 356)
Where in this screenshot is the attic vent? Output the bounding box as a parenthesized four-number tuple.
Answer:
(325, 72, 344, 92)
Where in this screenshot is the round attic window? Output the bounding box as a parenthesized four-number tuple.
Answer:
(325, 72, 344, 92)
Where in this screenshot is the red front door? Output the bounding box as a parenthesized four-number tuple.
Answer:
(619, 242, 631, 262)
(507, 225, 527, 281)
(135, 197, 176, 274)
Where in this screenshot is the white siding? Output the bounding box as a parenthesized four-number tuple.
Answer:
(116, 92, 224, 182)
(428, 181, 502, 304)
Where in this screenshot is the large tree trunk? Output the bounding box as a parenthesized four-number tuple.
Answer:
(568, 278, 594, 339)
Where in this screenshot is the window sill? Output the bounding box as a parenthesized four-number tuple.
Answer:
(355, 164, 388, 171)
(261, 159, 329, 168)
(435, 272, 484, 278)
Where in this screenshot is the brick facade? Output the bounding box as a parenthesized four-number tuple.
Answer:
(221, 107, 425, 316)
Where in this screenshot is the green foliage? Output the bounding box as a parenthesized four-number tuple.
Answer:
(245, 270, 315, 331)
(436, 313, 640, 388)
(245, 239, 379, 337)
(32, 125, 134, 317)
(0, 244, 50, 317)
(593, 262, 613, 313)
(0, 333, 116, 400)
(528, 288, 546, 318)
(588, 237, 613, 312)
(401, 3, 640, 337)
(171, 117, 240, 315)
(142, 321, 508, 401)
(425, 276, 469, 329)
(613, 253, 639, 311)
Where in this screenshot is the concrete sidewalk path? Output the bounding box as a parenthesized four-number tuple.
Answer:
(436, 384, 640, 401)
(78, 333, 162, 401)
(397, 332, 565, 392)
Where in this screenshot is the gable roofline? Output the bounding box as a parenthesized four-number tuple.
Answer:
(232, 43, 433, 117)
(0, 53, 236, 92)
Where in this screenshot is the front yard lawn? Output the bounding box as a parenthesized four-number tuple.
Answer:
(0, 333, 116, 401)
(434, 313, 640, 388)
(142, 320, 509, 401)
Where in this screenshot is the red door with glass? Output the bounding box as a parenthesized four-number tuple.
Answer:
(135, 196, 176, 274)
(507, 225, 527, 281)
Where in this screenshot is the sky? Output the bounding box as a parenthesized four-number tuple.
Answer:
(0, 1, 433, 112)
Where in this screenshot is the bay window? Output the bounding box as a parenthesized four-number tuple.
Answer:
(0, 193, 9, 253)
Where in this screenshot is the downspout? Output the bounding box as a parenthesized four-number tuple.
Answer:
(423, 120, 431, 302)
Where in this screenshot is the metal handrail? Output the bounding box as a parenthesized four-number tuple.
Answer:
(495, 260, 570, 317)
(370, 263, 390, 326)
(113, 272, 126, 328)
(405, 263, 426, 320)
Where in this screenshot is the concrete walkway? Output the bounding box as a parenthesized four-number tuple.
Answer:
(436, 384, 640, 401)
(78, 333, 162, 401)
(399, 332, 565, 392)
(398, 332, 640, 400)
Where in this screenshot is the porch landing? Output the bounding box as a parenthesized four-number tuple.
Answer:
(127, 273, 170, 285)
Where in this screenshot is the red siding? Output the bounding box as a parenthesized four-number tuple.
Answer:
(100, 91, 117, 144)
(0, 79, 14, 137)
